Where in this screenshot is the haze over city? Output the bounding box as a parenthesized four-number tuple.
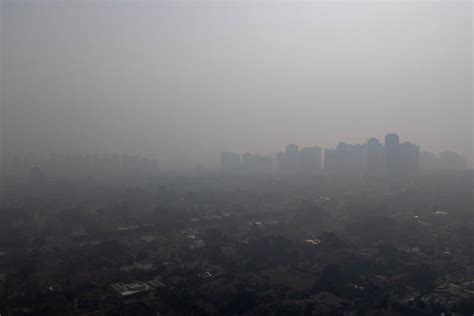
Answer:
(0, 2, 473, 316)
(1, 1, 472, 169)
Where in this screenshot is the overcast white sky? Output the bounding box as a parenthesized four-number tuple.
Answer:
(1, 1, 472, 168)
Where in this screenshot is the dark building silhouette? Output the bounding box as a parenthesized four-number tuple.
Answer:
(384, 133, 400, 177)
(323, 148, 338, 174)
(242, 153, 273, 173)
(439, 150, 467, 170)
(420, 151, 439, 169)
(399, 142, 420, 177)
(300, 146, 322, 173)
(277, 144, 300, 173)
(420, 150, 466, 170)
(285, 144, 300, 173)
(367, 138, 385, 177)
(324, 143, 367, 175)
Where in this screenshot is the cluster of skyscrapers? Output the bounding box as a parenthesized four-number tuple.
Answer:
(221, 133, 467, 176)
(420, 150, 467, 171)
(366, 134, 420, 178)
(220, 152, 273, 173)
(277, 145, 323, 174)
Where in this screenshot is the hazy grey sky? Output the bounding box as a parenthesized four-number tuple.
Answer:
(1, 1, 472, 168)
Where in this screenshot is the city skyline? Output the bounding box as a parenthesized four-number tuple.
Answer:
(1, 1, 472, 169)
(220, 133, 469, 174)
(2, 132, 470, 175)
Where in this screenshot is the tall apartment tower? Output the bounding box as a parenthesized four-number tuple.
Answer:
(385, 133, 400, 177)
(400, 142, 420, 176)
(300, 146, 322, 173)
(285, 144, 300, 173)
(367, 138, 385, 177)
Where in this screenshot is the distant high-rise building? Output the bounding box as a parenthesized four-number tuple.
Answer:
(300, 146, 322, 173)
(420, 150, 466, 170)
(277, 145, 300, 173)
(338, 142, 367, 175)
(400, 142, 420, 176)
(286, 144, 299, 154)
(420, 151, 439, 169)
(261, 155, 273, 172)
(242, 153, 273, 173)
(367, 138, 385, 177)
(242, 153, 253, 171)
(324, 143, 367, 175)
(220, 152, 241, 172)
(285, 144, 300, 172)
(385, 133, 400, 177)
(439, 151, 467, 170)
(323, 148, 338, 173)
